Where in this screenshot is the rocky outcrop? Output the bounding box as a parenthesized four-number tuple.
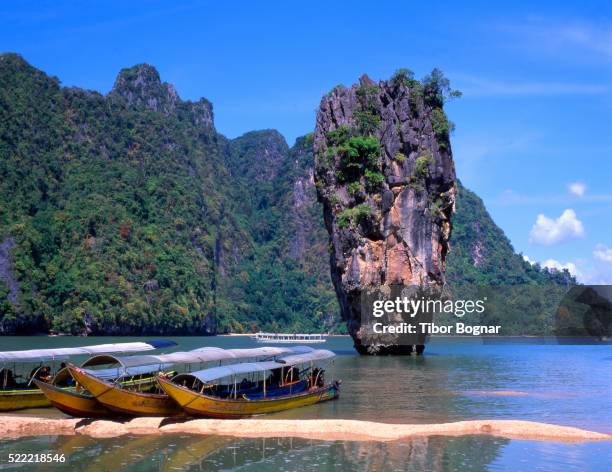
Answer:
(314, 72, 457, 354)
(110, 64, 179, 114)
(109, 64, 214, 128)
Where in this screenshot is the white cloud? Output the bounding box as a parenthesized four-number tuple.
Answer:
(594, 244, 612, 263)
(542, 258, 580, 278)
(522, 254, 534, 264)
(529, 209, 585, 246)
(568, 181, 587, 197)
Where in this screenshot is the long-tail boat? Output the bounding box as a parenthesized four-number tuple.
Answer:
(34, 353, 175, 418)
(38, 348, 205, 417)
(0, 340, 176, 411)
(158, 349, 340, 418)
(66, 346, 314, 417)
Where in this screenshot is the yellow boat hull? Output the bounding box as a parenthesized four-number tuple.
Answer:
(158, 378, 340, 418)
(68, 365, 181, 417)
(0, 389, 51, 411)
(33, 380, 112, 418)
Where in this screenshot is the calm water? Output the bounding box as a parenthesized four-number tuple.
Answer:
(1, 434, 611, 471)
(0, 336, 611, 471)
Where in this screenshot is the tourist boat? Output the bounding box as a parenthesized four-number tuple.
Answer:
(34, 353, 176, 417)
(66, 346, 314, 417)
(252, 332, 326, 344)
(34, 379, 114, 417)
(158, 349, 340, 418)
(0, 340, 176, 412)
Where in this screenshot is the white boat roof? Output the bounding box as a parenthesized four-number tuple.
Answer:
(276, 349, 336, 365)
(0, 340, 176, 363)
(82, 345, 315, 370)
(176, 349, 336, 384)
(82, 363, 175, 380)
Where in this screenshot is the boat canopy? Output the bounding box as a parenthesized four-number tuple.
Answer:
(0, 340, 177, 363)
(276, 349, 336, 365)
(180, 361, 282, 383)
(175, 349, 336, 384)
(81, 346, 315, 370)
(82, 363, 175, 380)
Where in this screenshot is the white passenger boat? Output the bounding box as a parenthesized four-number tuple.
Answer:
(252, 332, 326, 344)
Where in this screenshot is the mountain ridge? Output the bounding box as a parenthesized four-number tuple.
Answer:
(0, 54, 572, 335)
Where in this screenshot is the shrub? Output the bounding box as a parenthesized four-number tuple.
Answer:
(394, 152, 406, 162)
(354, 110, 381, 135)
(429, 197, 444, 217)
(431, 108, 454, 138)
(337, 204, 372, 228)
(326, 125, 352, 146)
(338, 135, 381, 181)
(390, 68, 421, 90)
(415, 154, 433, 178)
(304, 132, 314, 146)
(391, 68, 414, 83)
(347, 181, 364, 196)
(421, 68, 462, 107)
(364, 169, 384, 190)
(355, 85, 381, 134)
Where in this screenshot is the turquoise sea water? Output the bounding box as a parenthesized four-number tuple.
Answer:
(0, 336, 611, 471)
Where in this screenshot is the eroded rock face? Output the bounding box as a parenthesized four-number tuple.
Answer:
(110, 64, 214, 128)
(314, 73, 456, 354)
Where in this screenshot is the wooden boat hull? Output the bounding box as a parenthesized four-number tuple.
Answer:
(67, 365, 181, 417)
(33, 380, 113, 418)
(0, 389, 51, 411)
(158, 378, 340, 418)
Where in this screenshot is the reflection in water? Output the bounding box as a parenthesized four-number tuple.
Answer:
(0, 434, 507, 471)
(0, 434, 609, 472)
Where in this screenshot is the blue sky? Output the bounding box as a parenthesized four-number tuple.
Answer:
(1, 0, 611, 282)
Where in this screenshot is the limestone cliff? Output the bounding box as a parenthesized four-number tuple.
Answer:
(1, 55, 571, 337)
(314, 70, 457, 354)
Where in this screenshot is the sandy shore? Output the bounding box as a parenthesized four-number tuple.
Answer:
(1, 416, 610, 442)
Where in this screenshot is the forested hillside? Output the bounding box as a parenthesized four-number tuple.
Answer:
(0, 54, 573, 335)
(446, 181, 573, 286)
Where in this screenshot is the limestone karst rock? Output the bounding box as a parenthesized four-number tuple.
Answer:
(314, 72, 457, 354)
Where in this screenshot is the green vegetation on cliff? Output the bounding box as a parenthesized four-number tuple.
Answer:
(0, 56, 573, 335)
(0, 55, 337, 334)
(219, 132, 339, 333)
(0, 54, 234, 334)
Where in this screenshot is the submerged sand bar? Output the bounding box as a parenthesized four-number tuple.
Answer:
(1, 416, 610, 443)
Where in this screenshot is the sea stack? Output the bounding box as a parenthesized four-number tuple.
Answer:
(313, 70, 457, 354)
